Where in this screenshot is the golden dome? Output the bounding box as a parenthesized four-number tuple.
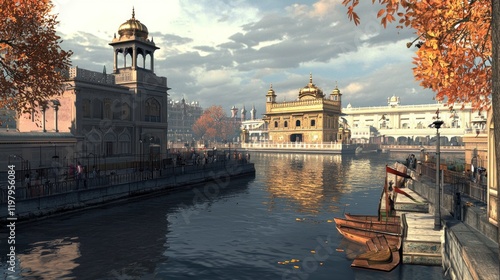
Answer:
(118, 8, 148, 39)
(331, 82, 341, 95)
(299, 73, 324, 100)
(267, 84, 276, 95)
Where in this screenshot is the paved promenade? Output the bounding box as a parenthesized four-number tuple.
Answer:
(401, 176, 499, 280)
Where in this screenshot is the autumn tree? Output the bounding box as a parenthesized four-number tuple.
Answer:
(342, 0, 500, 263)
(192, 105, 239, 142)
(343, 0, 491, 109)
(0, 0, 72, 116)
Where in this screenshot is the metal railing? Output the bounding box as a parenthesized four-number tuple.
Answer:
(0, 157, 250, 203)
(418, 162, 487, 203)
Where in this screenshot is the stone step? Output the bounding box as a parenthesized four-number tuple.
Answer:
(402, 252, 442, 266)
(403, 239, 441, 255)
(395, 201, 429, 212)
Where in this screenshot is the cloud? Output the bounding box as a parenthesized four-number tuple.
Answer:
(54, 0, 434, 117)
(344, 82, 364, 95)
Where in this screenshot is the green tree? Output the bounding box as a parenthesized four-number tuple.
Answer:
(0, 0, 72, 115)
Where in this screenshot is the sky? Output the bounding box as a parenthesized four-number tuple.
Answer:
(52, 0, 437, 117)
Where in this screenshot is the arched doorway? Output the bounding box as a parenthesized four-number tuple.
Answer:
(290, 134, 303, 142)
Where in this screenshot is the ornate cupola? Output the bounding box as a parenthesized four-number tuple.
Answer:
(330, 82, 341, 102)
(387, 95, 400, 107)
(265, 84, 277, 113)
(298, 73, 324, 100)
(109, 8, 159, 73)
(117, 8, 149, 39)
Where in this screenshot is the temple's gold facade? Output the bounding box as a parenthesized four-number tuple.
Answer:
(263, 74, 349, 144)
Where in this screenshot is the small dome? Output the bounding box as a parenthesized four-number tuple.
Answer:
(388, 95, 400, 107)
(331, 83, 341, 95)
(118, 8, 149, 39)
(299, 73, 324, 100)
(267, 84, 276, 95)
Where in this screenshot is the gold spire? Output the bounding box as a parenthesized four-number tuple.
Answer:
(309, 73, 313, 84)
(132, 7, 135, 19)
(267, 83, 275, 95)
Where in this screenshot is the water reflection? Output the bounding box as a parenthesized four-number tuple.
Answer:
(18, 237, 80, 279)
(2, 154, 446, 279)
(256, 153, 383, 215)
(9, 177, 252, 279)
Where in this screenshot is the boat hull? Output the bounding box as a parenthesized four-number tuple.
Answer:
(334, 222, 401, 250)
(334, 217, 401, 235)
(344, 213, 400, 225)
(351, 235, 401, 272)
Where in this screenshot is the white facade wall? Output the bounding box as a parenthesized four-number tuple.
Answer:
(342, 98, 484, 144)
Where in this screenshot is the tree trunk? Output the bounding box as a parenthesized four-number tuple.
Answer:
(492, 0, 500, 272)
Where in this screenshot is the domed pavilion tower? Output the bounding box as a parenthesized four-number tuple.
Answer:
(109, 8, 170, 159)
(110, 8, 158, 74)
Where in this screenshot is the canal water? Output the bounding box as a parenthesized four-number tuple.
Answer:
(2, 152, 446, 279)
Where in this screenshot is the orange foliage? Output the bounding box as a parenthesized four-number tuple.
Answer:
(192, 105, 239, 141)
(342, 0, 491, 110)
(0, 0, 72, 114)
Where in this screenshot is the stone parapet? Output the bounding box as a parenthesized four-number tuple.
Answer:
(1, 162, 255, 222)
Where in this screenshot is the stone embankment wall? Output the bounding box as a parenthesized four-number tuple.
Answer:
(407, 169, 498, 280)
(2, 162, 255, 222)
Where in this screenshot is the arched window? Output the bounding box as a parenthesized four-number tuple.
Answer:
(122, 103, 132, 121)
(82, 99, 91, 118)
(296, 120, 301, 127)
(145, 98, 161, 122)
(103, 98, 112, 119)
(112, 101, 121, 120)
(92, 99, 103, 119)
(118, 133, 131, 154)
(86, 131, 102, 154)
(103, 132, 116, 156)
(310, 120, 316, 126)
(284, 121, 288, 128)
(274, 121, 279, 128)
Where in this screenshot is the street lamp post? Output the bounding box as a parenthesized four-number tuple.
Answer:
(139, 139, 143, 173)
(431, 118, 444, 230)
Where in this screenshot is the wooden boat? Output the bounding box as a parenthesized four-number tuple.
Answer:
(334, 217, 401, 235)
(344, 213, 400, 225)
(334, 223, 402, 250)
(351, 235, 401, 272)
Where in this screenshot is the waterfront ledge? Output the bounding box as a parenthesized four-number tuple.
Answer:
(0, 162, 255, 222)
(407, 169, 499, 280)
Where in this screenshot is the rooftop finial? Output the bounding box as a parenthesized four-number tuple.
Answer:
(309, 73, 313, 83)
(132, 7, 135, 19)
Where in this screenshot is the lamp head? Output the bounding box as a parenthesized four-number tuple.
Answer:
(432, 120, 444, 130)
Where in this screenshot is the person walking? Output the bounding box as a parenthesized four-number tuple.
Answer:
(76, 162, 83, 189)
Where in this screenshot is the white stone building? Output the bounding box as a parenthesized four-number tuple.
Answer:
(342, 95, 486, 145)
